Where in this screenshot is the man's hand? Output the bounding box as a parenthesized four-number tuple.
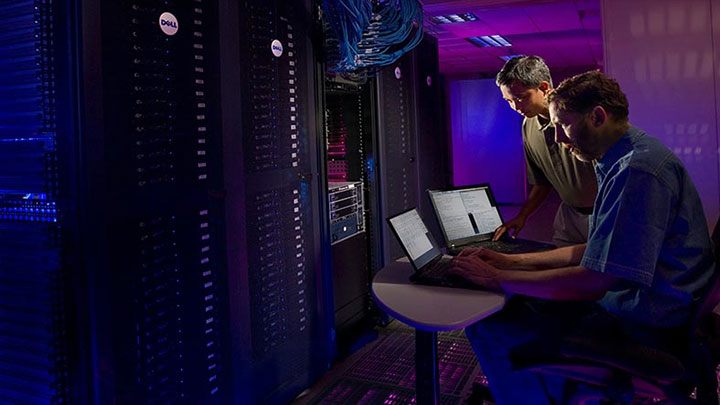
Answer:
(450, 255, 503, 291)
(493, 215, 527, 241)
(457, 247, 517, 269)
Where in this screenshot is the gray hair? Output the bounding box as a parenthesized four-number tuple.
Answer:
(495, 55, 553, 89)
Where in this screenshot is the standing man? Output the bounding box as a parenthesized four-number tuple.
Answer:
(494, 56, 596, 246)
(451, 71, 716, 404)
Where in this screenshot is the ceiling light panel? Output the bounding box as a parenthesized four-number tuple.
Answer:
(431, 12, 478, 24)
(467, 35, 512, 48)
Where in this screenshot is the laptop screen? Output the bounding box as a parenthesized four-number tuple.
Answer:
(387, 208, 442, 270)
(428, 185, 503, 245)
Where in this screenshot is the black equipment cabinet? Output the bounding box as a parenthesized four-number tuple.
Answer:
(0, 0, 74, 403)
(412, 35, 449, 245)
(323, 78, 380, 353)
(81, 1, 230, 402)
(221, 0, 334, 403)
(321, 35, 449, 355)
(376, 36, 449, 264)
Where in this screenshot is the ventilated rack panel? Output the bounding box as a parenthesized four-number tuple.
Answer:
(118, 207, 224, 402)
(98, 0, 226, 402)
(243, 3, 306, 174)
(377, 56, 418, 260)
(247, 185, 312, 356)
(0, 0, 68, 403)
(236, 1, 326, 403)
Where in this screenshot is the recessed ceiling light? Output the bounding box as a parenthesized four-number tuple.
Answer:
(490, 35, 511, 46)
(467, 35, 512, 48)
(431, 12, 478, 24)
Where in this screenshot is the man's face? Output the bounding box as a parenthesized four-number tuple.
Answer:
(549, 102, 597, 162)
(500, 81, 549, 118)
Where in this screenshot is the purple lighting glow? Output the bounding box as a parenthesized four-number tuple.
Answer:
(449, 79, 525, 203)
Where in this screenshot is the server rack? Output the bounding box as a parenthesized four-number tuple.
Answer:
(0, 1, 73, 403)
(375, 36, 449, 265)
(320, 36, 447, 356)
(376, 53, 419, 263)
(412, 35, 449, 244)
(222, 0, 333, 402)
(79, 1, 230, 402)
(323, 75, 382, 354)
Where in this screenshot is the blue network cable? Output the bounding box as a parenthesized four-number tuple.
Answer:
(322, 0, 423, 72)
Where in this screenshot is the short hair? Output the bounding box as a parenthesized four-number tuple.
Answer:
(495, 55, 553, 89)
(548, 71, 629, 121)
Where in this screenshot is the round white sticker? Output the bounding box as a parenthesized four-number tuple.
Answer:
(394, 67, 402, 79)
(159, 12, 179, 36)
(426, 75, 432, 86)
(271, 39, 283, 57)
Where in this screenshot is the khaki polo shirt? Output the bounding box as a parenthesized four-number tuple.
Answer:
(522, 115, 597, 209)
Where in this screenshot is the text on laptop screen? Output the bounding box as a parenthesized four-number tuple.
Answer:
(388, 209, 434, 261)
(430, 188, 503, 240)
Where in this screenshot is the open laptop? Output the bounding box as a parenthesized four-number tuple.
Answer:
(386, 208, 481, 289)
(428, 184, 556, 255)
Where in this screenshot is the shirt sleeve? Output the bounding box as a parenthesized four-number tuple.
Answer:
(522, 122, 550, 186)
(581, 167, 673, 287)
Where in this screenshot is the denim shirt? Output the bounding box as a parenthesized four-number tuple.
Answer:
(581, 126, 715, 328)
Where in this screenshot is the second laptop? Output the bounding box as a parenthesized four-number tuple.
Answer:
(428, 184, 556, 255)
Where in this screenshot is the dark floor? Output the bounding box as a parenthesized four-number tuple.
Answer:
(293, 321, 491, 405)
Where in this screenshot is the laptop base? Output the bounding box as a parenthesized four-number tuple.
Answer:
(447, 237, 556, 256)
(410, 273, 485, 290)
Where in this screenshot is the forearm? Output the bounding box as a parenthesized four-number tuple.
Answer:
(498, 265, 611, 300)
(517, 184, 553, 219)
(506, 244, 586, 270)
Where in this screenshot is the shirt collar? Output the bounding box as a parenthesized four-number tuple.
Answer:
(595, 126, 642, 175)
(534, 115, 553, 132)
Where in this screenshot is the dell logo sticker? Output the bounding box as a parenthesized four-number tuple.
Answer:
(159, 12, 179, 36)
(271, 39, 284, 57)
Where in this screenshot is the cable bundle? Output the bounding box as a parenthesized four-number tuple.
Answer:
(322, 0, 423, 72)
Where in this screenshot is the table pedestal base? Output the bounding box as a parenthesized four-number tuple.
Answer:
(415, 330, 439, 404)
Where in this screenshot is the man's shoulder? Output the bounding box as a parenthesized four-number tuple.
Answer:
(521, 116, 542, 140)
(627, 130, 675, 174)
(520, 116, 532, 131)
(622, 130, 685, 191)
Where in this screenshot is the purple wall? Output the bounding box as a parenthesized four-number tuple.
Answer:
(448, 79, 525, 204)
(603, 0, 720, 228)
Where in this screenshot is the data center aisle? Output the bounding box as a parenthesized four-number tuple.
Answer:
(293, 321, 493, 405)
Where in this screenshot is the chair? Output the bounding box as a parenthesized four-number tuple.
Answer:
(508, 220, 720, 404)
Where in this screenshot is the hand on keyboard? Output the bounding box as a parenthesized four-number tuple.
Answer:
(449, 255, 503, 291)
(457, 247, 516, 269)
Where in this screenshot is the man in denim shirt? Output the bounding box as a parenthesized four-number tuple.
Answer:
(450, 71, 715, 404)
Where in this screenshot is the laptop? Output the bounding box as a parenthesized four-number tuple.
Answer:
(427, 184, 556, 255)
(386, 208, 481, 289)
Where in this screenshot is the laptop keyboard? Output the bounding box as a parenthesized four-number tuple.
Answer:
(422, 257, 453, 279)
(448, 238, 556, 255)
(476, 240, 517, 253)
(412, 258, 484, 290)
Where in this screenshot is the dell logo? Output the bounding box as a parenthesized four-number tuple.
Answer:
(271, 39, 283, 57)
(158, 12, 179, 36)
